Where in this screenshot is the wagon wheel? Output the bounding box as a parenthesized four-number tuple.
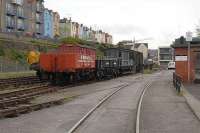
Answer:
(96, 71, 103, 80)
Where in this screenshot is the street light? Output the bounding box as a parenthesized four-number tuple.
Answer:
(186, 31, 193, 83)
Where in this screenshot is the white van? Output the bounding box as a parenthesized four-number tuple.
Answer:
(168, 61, 175, 69)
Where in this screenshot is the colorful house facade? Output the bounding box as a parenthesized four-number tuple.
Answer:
(59, 18, 72, 38)
(0, 1, 113, 42)
(0, 0, 44, 37)
(43, 8, 53, 38)
(53, 12, 60, 37)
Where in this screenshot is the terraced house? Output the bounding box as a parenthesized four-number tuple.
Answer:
(30, 0, 44, 37)
(43, 8, 53, 38)
(53, 12, 60, 38)
(0, 0, 44, 36)
(59, 18, 73, 38)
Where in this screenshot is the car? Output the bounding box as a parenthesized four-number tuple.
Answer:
(168, 61, 175, 69)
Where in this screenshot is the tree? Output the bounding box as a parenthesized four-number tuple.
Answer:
(196, 21, 200, 37)
(197, 28, 200, 37)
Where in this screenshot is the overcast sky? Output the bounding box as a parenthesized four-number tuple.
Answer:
(44, 0, 200, 49)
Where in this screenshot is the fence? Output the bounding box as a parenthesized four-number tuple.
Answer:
(0, 57, 29, 72)
(173, 72, 182, 93)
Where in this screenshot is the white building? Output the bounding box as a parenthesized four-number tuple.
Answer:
(158, 46, 174, 68)
(134, 43, 149, 63)
(59, 18, 73, 38)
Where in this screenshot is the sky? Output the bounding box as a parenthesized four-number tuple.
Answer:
(44, 0, 200, 49)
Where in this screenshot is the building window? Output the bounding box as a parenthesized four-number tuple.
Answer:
(6, 3, 14, 14)
(160, 55, 172, 60)
(17, 6, 24, 17)
(17, 19, 25, 30)
(36, 24, 40, 33)
(160, 48, 171, 53)
(6, 16, 14, 28)
(16, 0, 23, 5)
(36, 1, 42, 12)
(36, 13, 40, 22)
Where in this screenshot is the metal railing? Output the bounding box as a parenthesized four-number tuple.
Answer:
(173, 72, 182, 93)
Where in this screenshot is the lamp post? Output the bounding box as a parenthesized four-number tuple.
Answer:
(186, 31, 193, 83)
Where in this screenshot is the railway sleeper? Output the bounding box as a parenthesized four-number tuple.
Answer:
(0, 86, 49, 99)
(0, 97, 33, 109)
(0, 99, 65, 118)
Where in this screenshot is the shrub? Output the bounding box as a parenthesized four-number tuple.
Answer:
(59, 37, 83, 45)
(10, 49, 27, 65)
(0, 47, 5, 57)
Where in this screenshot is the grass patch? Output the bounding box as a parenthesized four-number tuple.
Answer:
(0, 71, 36, 79)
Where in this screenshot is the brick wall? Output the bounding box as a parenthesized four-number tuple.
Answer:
(175, 47, 200, 83)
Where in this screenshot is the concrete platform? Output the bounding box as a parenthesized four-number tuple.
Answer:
(184, 84, 200, 100)
(140, 71, 200, 133)
(182, 84, 200, 122)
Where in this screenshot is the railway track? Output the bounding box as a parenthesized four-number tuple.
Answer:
(0, 84, 64, 118)
(67, 80, 152, 133)
(0, 76, 46, 89)
(0, 74, 142, 119)
(0, 78, 119, 118)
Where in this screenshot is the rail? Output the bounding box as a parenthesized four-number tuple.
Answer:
(173, 72, 182, 93)
(67, 80, 152, 133)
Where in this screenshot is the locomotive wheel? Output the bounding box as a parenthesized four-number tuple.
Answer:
(37, 71, 48, 81)
(114, 70, 118, 78)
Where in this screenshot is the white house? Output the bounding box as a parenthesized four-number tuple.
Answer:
(134, 43, 149, 63)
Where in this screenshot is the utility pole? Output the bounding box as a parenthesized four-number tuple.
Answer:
(188, 41, 191, 83)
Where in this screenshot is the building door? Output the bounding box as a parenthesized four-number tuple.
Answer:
(195, 52, 200, 80)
